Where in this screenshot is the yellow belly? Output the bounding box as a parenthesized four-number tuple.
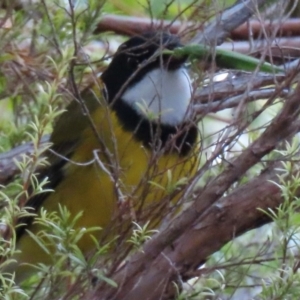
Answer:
(12, 106, 198, 282)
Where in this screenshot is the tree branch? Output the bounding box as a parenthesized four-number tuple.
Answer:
(190, 0, 274, 45)
(94, 75, 300, 300)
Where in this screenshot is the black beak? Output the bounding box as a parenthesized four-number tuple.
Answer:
(164, 53, 188, 70)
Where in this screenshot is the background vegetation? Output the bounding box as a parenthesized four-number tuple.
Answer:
(1, 0, 300, 299)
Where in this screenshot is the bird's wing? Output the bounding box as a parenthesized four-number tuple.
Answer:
(16, 83, 106, 239)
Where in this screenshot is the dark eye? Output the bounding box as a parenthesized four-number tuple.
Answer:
(127, 57, 139, 68)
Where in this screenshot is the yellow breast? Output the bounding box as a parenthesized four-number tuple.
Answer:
(12, 104, 199, 282)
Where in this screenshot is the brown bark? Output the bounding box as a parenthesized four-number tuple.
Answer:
(92, 68, 300, 300)
(95, 5, 300, 42)
(101, 163, 283, 300)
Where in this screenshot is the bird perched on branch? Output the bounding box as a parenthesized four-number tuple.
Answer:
(6, 32, 199, 283)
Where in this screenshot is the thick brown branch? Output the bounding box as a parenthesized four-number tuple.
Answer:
(95, 0, 272, 47)
(232, 18, 300, 39)
(95, 78, 300, 299)
(94, 15, 192, 36)
(108, 162, 286, 300)
(95, 16, 300, 41)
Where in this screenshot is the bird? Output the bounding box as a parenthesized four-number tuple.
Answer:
(6, 32, 199, 284)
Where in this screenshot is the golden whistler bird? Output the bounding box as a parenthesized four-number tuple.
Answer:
(7, 32, 199, 283)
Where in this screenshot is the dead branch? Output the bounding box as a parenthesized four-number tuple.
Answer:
(95, 16, 300, 40)
(195, 72, 286, 103)
(94, 15, 193, 36)
(194, 88, 290, 115)
(92, 74, 300, 299)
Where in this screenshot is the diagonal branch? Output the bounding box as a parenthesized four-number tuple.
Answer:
(190, 0, 275, 45)
(95, 74, 300, 300)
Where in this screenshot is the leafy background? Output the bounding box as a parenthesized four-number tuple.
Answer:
(1, 0, 300, 299)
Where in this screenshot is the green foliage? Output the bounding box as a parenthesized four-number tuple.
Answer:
(0, 0, 296, 299)
(176, 137, 300, 299)
(149, 170, 189, 194)
(2, 205, 112, 299)
(0, 1, 111, 297)
(127, 221, 158, 251)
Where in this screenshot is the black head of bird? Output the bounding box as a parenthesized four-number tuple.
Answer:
(101, 32, 191, 128)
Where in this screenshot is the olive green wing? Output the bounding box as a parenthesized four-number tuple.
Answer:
(16, 83, 105, 240)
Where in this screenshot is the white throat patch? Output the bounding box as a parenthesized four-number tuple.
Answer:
(122, 67, 192, 126)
